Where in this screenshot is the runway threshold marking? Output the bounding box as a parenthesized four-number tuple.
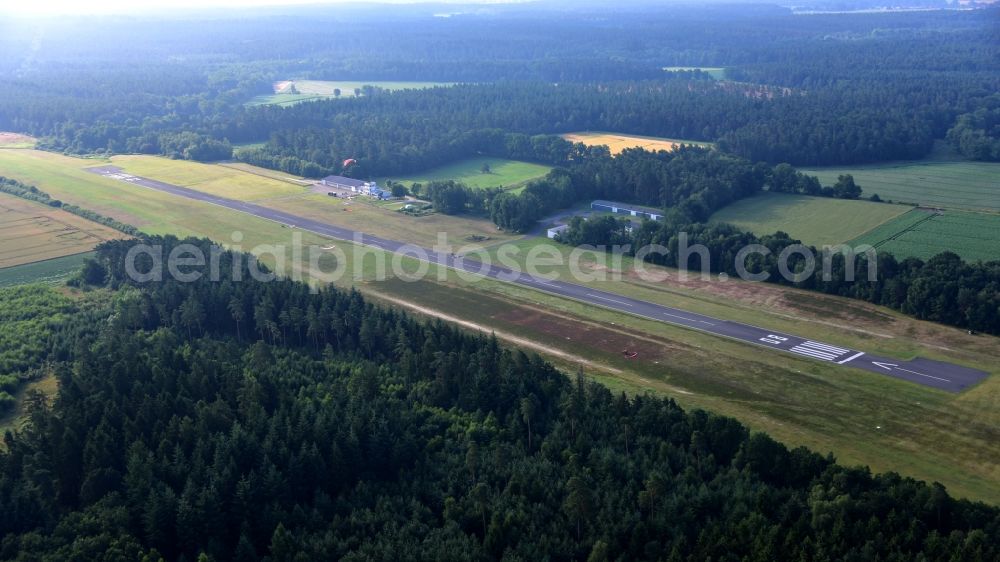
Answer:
(836, 351, 865, 364)
(801, 340, 850, 354)
(790, 346, 839, 361)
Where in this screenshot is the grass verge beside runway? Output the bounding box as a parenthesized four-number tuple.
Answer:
(110, 155, 309, 201)
(265, 193, 516, 249)
(387, 157, 552, 192)
(709, 192, 912, 247)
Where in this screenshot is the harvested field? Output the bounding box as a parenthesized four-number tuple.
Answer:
(0, 192, 124, 268)
(0, 132, 36, 149)
(562, 131, 714, 155)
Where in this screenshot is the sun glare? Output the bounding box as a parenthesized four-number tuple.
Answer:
(1, 0, 343, 16)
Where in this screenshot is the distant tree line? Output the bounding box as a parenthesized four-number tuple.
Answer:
(947, 95, 1000, 161)
(416, 147, 859, 232)
(485, 148, 818, 230)
(1, 7, 995, 171)
(229, 77, 966, 177)
(1, 236, 997, 560)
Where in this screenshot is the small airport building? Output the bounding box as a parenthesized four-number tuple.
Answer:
(320, 175, 390, 199)
(591, 200, 664, 221)
(547, 224, 569, 239)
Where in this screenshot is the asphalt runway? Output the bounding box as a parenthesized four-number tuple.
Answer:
(86, 165, 990, 393)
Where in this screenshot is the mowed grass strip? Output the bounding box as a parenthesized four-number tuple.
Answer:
(387, 157, 552, 191)
(266, 193, 516, 249)
(850, 209, 1000, 262)
(217, 162, 314, 186)
(109, 155, 308, 201)
(0, 192, 124, 268)
(799, 157, 1000, 212)
(709, 192, 912, 247)
(562, 131, 715, 155)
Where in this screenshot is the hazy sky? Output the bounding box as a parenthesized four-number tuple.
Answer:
(0, 0, 466, 16)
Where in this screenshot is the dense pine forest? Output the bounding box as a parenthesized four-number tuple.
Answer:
(1, 4, 998, 560)
(1, 237, 998, 561)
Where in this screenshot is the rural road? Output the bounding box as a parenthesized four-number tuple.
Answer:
(87, 165, 989, 393)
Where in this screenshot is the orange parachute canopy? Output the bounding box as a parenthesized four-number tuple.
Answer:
(342, 158, 357, 168)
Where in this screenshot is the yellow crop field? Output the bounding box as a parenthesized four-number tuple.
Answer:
(0, 192, 124, 268)
(561, 131, 714, 155)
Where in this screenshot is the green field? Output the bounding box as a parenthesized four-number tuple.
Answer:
(709, 192, 912, 247)
(111, 155, 309, 201)
(231, 142, 266, 157)
(662, 66, 727, 80)
(247, 80, 454, 107)
(0, 252, 95, 288)
(799, 151, 1000, 212)
(386, 157, 553, 191)
(850, 208, 1000, 263)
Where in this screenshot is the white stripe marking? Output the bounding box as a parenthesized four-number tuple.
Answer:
(874, 363, 952, 382)
(895, 367, 950, 382)
(836, 352, 865, 364)
(586, 293, 634, 307)
(801, 341, 850, 354)
(790, 346, 837, 360)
